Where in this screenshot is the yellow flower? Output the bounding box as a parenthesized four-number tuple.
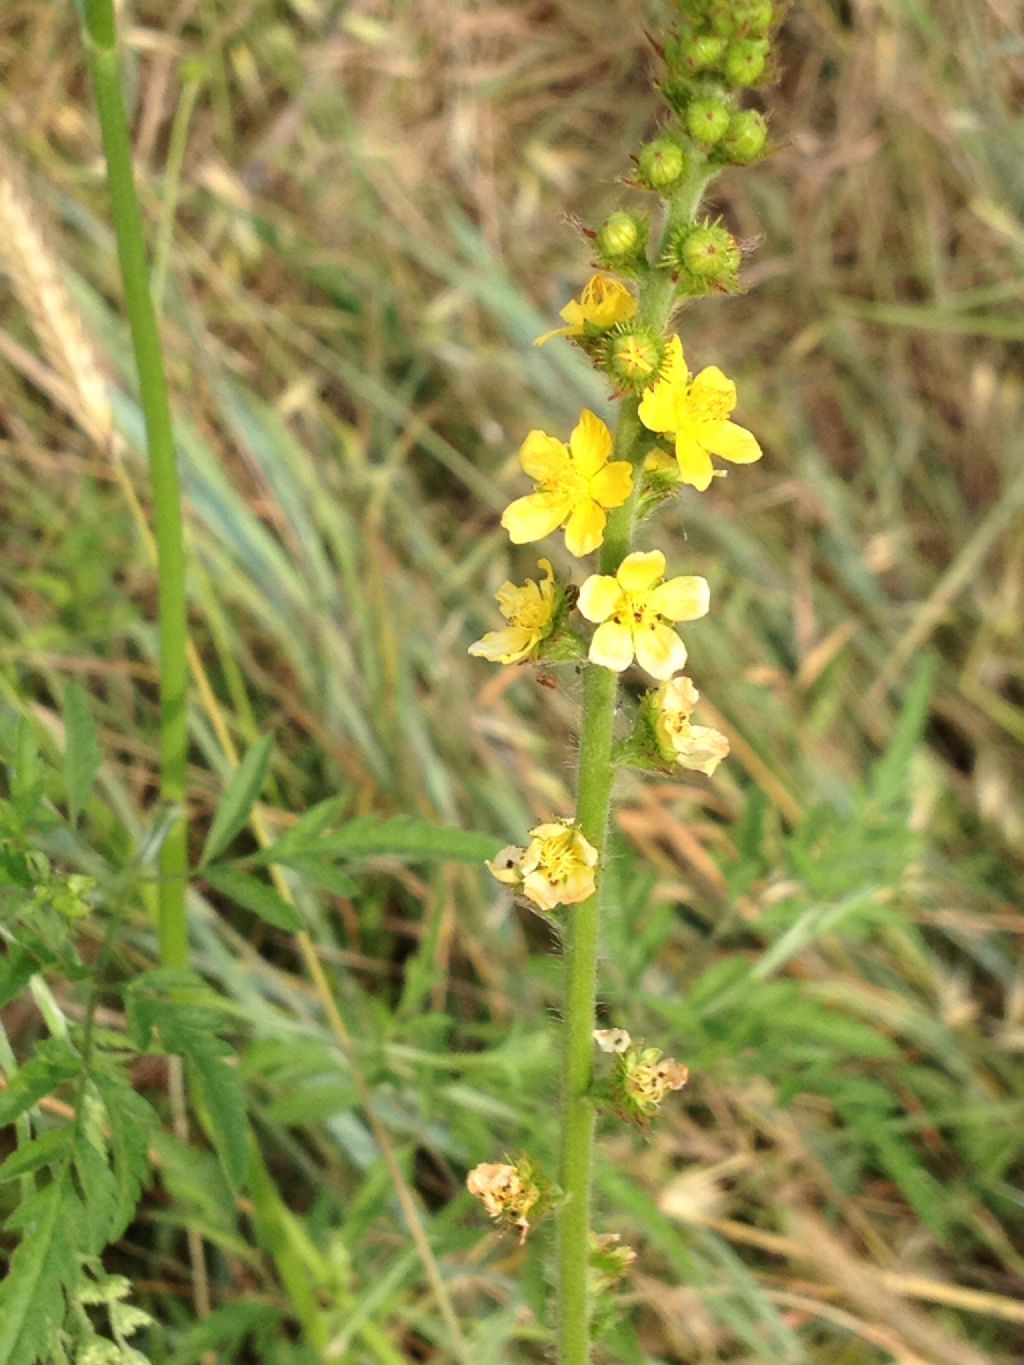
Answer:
(535, 274, 637, 346)
(638, 335, 761, 491)
(486, 819, 598, 912)
(466, 1159, 542, 1243)
(652, 676, 731, 775)
(578, 549, 709, 680)
(469, 559, 557, 664)
(501, 411, 633, 558)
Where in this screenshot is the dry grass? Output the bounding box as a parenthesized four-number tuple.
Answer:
(2, 0, 1023, 1359)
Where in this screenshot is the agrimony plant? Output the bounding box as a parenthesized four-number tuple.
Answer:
(465, 2, 780, 1359)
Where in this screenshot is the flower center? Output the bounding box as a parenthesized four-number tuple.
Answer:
(688, 384, 732, 425)
(612, 591, 658, 634)
(539, 834, 579, 884)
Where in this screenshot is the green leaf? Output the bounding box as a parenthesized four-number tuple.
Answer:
(0, 945, 38, 1009)
(93, 1070, 157, 1237)
(870, 654, 936, 806)
(63, 683, 101, 826)
(279, 857, 357, 897)
(185, 1033, 249, 1194)
(204, 866, 302, 932)
(0, 1047, 80, 1127)
(0, 1177, 79, 1365)
(256, 815, 502, 867)
(0, 1129, 71, 1183)
(201, 736, 274, 865)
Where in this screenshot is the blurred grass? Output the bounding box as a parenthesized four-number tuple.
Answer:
(2, 0, 1024, 1359)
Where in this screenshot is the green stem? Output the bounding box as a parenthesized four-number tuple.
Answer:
(81, 0, 189, 969)
(556, 167, 712, 1364)
(79, 8, 330, 1349)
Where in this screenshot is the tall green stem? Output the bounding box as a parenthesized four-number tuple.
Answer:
(556, 171, 711, 1364)
(81, 0, 189, 968)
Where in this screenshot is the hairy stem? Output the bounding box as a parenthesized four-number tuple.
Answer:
(81, 0, 189, 969)
(556, 168, 712, 1364)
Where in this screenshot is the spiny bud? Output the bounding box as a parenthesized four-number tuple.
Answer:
(724, 38, 770, 87)
(596, 211, 647, 267)
(685, 97, 732, 147)
(667, 31, 726, 75)
(606, 327, 664, 389)
(741, 0, 776, 33)
(678, 221, 741, 282)
(721, 108, 768, 163)
(636, 137, 688, 191)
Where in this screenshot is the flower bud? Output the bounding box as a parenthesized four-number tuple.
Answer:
(674, 221, 741, 285)
(636, 137, 687, 192)
(741, 0, 776, 33)
(669, 31, 726, 74)
(685, 97, 732, 147)
(596, 211, 647, 267)
(724, 38, 770, 87)
(721, 108, 768, 163)
(605, 327, 664, 389)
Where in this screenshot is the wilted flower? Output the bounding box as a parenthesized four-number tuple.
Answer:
(469, 559, 559, 664)
(466, 1156, 547, 1242)
(535, 274, 637, 346)
(486, 819, 598, 912)
(652, 676, 730, 775)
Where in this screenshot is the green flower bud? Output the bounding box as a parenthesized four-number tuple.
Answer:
(685, 97, 732, 146)
(707, 1, 740, 36)
(636, 137, 687, 191)
(741, 0, 776, 33)
(674, 221, 741, 284)
(596, 211, 647, 265)
(680, 32, 727, 73)
(724, 38, 770, 87)
(721, 108, 768, 163)
(605, 327, 664, 388)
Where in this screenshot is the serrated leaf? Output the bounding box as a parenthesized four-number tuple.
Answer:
(204, 866, 302, 932)
(63, 684, 101, 826)
(93, 1071, 156, 1238)
(256, 814, 502, 867)
(0, 1176, 79, 1365)
(0, 1048, 80, 1127)
(279, 857, 357, 897)
(0, 945, 38, 1009)
(201, 736, 274, 865)
(185, 1034, 249, 1194)
(0, 1128, 71, 1183)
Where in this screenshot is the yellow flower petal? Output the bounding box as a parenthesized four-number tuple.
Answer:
(519, 430, 570, 481)
(674, 434, 715, 491)
(650, 575, 710, 622)
(468, 625, 537, 664)
(533, 325, 573, 347)
(634, 623, 687, 680)
(589, 460, 633, 509)
(660, 334, 688, 386)
(675, 724, 730, 775)
(564, 498, 607, 558)
(577, 574, 623, 623)
(656, 675, 700, 719)
(638, 378, 679, 435)
(501, 491, 572, 544)
(616, 549, 666, 593)
(643, 449, 677, 474)
(689, 365, 737, 421)
(589, 620, 635, 672)
(706, 420, 762, 465)
(569, 409, 613, 478)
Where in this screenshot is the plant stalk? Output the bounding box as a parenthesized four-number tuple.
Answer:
(81, 0, 189, 969)
(556, 167, 712, 1363)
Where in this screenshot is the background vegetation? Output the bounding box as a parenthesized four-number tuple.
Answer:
(1, 0, 1023, 1360)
